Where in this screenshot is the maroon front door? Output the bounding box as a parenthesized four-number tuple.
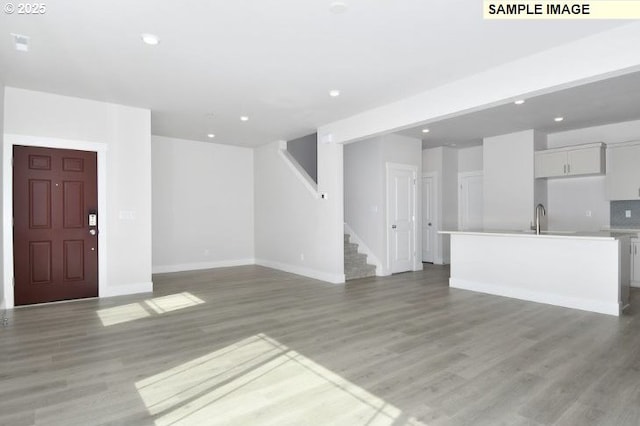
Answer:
(13, 146, 98, 305)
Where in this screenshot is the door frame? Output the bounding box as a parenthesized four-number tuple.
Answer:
(422, 171, 438, 263)
(458, 171, 483, 231)
(3, 134, 108, 309)
(385, 162, 420, 274)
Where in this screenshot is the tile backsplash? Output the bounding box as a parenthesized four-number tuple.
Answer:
(611, 200, 640, 228)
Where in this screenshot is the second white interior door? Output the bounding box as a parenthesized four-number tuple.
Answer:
(387, 163, 417, 274)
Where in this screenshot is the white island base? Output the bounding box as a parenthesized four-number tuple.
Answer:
(444, 231, 630, 317)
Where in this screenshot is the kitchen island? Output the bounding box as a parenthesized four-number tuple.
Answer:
(440, 230, 631, 316)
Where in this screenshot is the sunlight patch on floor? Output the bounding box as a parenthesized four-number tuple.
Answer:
(97, 292, 204, 326)
(97, 302, 150, 326)
(135, 333, 425, 426)
(145, 292, 205, 314)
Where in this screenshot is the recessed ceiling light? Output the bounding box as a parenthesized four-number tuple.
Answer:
(240, 116, 249, 122)
(11, 33, 29, 52)
(422, 128, 430, 134)
(207, 133, 215, 139)
(514, 99, 525, 105)
(141, 33, 159, 45)
(329, 89, 340, 97)
(554, 116, 564, 122)
(329, 1, 348, 13)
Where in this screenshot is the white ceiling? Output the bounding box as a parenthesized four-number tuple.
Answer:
(399, 70, 640, 149)
(0, 1, 628, 147)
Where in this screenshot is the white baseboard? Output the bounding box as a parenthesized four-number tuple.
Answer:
(152, 259, 255, 274)
(343, 223, 385, 275)
(100, 281, 153, 298)
(450, 278, 620, 317)
(255, 259, 345, 284)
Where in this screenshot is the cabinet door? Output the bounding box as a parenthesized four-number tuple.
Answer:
(567, 147, 604, 176)
(535, 151, 567, 178)
(607, 144, 640, 200)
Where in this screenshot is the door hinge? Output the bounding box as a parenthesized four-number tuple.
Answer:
(12, 277, 15, 287)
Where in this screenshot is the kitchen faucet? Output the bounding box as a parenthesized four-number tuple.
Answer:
(535, 203, 546, 235)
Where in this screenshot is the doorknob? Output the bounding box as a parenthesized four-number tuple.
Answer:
(428, 223, 432, 226)
(89, 229, 97, 236)
(391, 225, 397, 229)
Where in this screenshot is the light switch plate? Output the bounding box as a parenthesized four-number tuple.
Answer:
(626, 210, 632, 218)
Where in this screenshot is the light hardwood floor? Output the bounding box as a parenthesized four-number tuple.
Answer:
(1, 264, 639, 426)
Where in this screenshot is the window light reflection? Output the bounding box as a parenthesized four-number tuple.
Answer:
(136, 333, 425, 425)
(97, 292, 205, 326)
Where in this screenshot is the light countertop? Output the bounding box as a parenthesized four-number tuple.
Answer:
(439, 229, 637, 241)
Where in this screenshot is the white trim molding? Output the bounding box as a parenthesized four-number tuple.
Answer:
(255, 258, 345, 284)
(152, 259, 256, 274)
(3, 134, 108, 309)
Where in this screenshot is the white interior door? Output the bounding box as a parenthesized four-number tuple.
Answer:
(459, 172, 483, 231)
(387, 164, 416, 274)
(422, 175, 435, 263)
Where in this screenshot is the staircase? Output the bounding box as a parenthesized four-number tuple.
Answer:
(344, 233, 376, 280)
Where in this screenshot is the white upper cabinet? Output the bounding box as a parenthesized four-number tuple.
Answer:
(607, 142, 640, 201)
(535, 143, 605, 179)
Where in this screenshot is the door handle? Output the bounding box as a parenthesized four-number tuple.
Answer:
(392, 225, 397, 229)
(89, 229, 97, 236)
(428, 223, 432, 226)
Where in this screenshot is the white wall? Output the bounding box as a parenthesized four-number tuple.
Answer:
(543, 119, 640, 231)
(254, 139, 344, 283)
(151, 136, 254, 273)
(546, 177, 609, 231)
(483, 130, 538, 230)
(3, 88, 152, 306)
(458, 145, 483, 172)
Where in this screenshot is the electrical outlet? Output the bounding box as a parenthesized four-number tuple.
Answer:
(586, 210, 592, 217)
(626, 210, 632, 218)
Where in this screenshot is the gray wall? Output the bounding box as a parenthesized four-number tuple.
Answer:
(287, 133, 317, 183)
(611, 200, 640, 228)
